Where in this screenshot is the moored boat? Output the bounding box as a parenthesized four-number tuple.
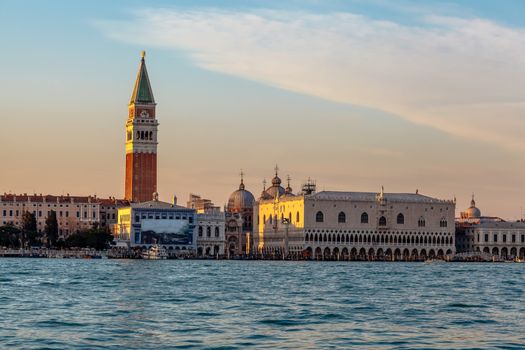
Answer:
(141, 245, 168, 260)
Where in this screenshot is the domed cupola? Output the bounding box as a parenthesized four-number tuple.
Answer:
(264, 165, 286, 199)
(258, 179, 273, 201)
(281, 175, 295, 198)
(465, 194, 481, 219)
(227, 171, 255, 212)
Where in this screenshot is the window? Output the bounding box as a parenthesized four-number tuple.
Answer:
(296, 212, 300, 223)
(198, 226, 203, 237)
(65, 211, 69, 218)
(512, 234, 516, 243)
(418, 217, 425, 227)
(440, 218, 447, 228)
(316, 211, 324, 223)
(215, 227, 219, 237)
(135, 215, 140, 223)
(484, 234, 489, 242)
(338, 212, 346, 223)
(379, 216, 386, 226)
(206, 227, 211, 237)
(361, 212, 368, 224)
(493, 234, 498, 242)
(503, 234, 507, 243)
(397, 213, 404, 225)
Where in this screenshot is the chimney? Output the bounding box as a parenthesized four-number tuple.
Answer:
(173, 195, 178, 206)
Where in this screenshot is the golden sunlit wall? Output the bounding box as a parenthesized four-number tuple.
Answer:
(255, 196, 305, 250)
(115, 207, 132, 240)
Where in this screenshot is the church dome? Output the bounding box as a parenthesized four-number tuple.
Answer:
(265, 185, 285, 199)
(465, 195, 481, 218)
(227, 176, 255, 212)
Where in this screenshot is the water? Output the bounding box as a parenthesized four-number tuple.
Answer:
(0, 259, 523, 349)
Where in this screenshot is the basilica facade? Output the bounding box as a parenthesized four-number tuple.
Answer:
(253, 170, 456, 260)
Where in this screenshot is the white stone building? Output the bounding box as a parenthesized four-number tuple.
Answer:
(253, 171, 456, 260)
(456, 196, 525, 259)
(195, 208, 225, 257)
(114, 193, 197, 252)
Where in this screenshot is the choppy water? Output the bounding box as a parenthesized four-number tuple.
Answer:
(0, 259, 524, 349)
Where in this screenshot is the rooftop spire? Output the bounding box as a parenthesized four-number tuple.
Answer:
(239, 169, 245, 190)
(130, 51, 155, 104)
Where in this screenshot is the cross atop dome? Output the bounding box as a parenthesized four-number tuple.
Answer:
(239, 169, 245, 190)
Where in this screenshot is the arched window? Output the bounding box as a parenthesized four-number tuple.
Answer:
(316, 211, 324, 223)
(215, 227, 219, 237)
(198, 226, 203, 237)
(136, 131, 140, 139)
(361, 212, 368, 224)
(263, 215, 266, 224)
(379, 216, 386, 226)
(296, 211, 300, 223)
(440, 218, 447, 228)
(149, 131, 153, 140)
(270, 215, 273, 224)
(418, 217, 426, 227)
(206, 226, 211, 237)
(397, 213, 404, 225)
(288, 212, 292, 222)
(338, 212, 346, 223)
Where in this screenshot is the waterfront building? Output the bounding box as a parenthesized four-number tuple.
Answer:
(125, 51, 159, 203)
(253, 169, 456, 260)
(225, 172, 255, 256)
(455, 196, 525, 258)
(114, 193, 197, 251)
(0, 193, 125, 238)
(187, 194, 226, 257)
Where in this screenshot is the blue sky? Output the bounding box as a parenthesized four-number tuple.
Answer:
(1, 0, 524, 218)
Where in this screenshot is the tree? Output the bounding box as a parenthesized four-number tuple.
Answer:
(22, 211, 37, 232)
(45, 210, 59, 248)
(65, 228, 114, 250)
(0, 225, 22, 248)
(21, 211, 40, 247)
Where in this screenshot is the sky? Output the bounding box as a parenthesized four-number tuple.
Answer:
(0, 0, 524, 219)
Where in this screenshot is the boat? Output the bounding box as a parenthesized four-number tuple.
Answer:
(141, 245, 168, 260)
(515, 257, 525, 263)
(424, 258, 446, 264)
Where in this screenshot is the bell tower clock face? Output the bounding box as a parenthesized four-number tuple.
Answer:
(140, 110, 150, 118)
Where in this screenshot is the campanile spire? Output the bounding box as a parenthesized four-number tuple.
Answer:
(124, 51, 159, 202)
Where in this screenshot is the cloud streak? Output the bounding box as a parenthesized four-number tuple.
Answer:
(97, 8, 525, 150)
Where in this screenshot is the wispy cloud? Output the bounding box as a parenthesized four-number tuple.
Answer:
(96, 8, 525, 150)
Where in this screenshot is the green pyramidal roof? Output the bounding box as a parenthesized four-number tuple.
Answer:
(130, 51, 155, 104)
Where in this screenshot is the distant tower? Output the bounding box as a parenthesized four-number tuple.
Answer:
(124, 51, 158, 202)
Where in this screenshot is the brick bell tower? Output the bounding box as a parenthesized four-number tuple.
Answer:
(125, 51, 158, 203)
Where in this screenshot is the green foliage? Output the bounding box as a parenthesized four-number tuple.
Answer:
(65, 228, 114, 250)
(21, 211, 42, 247)
(45, 210, 58, 248)
(21, 211, 37, 232)
(0, 225, 22, 248)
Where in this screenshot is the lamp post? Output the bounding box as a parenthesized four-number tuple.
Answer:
(282, 218, 290, 259)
